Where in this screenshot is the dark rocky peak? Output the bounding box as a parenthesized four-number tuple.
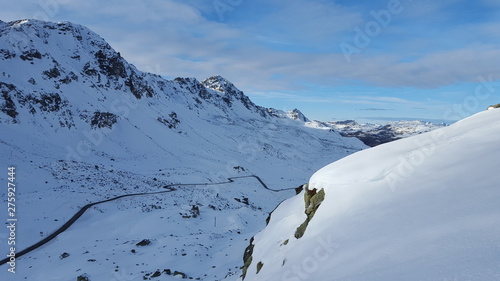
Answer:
(201, 75, 268, 117)
(288, 108, 310, 123)
(201, 75, 238, 94)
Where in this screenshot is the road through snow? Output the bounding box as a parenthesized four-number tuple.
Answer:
(0, 175, 299, 266)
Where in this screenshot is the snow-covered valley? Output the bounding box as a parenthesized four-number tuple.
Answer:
(0, 19, 365, 280)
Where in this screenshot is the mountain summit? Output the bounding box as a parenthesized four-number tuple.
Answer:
(201, 75, 267, 116)
(202, 75, 239, 94)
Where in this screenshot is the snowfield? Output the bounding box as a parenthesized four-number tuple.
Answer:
(244, 109, 500, 281)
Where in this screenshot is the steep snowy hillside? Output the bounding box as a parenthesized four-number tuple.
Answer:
(0, 19, 365, 280)
(311, 120, 447, 146)
(244, 109, 500, 281)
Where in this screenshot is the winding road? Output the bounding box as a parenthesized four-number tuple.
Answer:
(0, 175, 300, 266)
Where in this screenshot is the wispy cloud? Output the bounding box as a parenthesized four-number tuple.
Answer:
(357, 108, 395, 111)
(354, 96, 417, 104)
(361, 116, 457, 124)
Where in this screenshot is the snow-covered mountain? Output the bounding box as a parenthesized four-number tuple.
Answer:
(243, 108, 500, 281)
(309, 120, 447, 146)
(266, 108, 310, 123)
(0, 19, 366, 280)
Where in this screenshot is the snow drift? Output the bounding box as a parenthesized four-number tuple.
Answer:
(244, 109, 500, 281)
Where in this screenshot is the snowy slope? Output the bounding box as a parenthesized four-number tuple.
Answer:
(244, 109, 500, 281)
(0, 19, 366, 280)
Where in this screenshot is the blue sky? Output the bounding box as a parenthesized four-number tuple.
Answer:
(2, 0, 500, 123)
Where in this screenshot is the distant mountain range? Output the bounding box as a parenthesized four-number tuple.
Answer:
(310, 119, 447, 146)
